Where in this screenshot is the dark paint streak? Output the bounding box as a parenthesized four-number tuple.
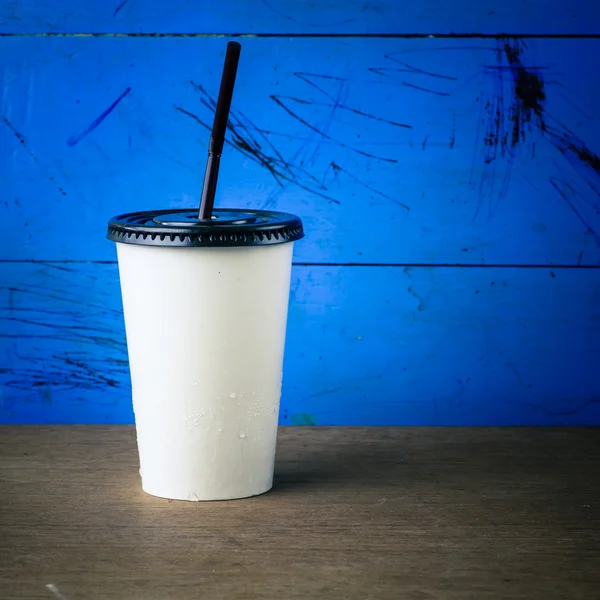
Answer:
(58, 356, 119, 387)
(449, 114, 456, 149)
(176, 105, 282, 186)
(382, 58, 458, 81)
(112, 0, 130, 18)
(38, 263, 72, 273)
(5, 285, 123, 317)
(400, 80, 451, 96)
(475, 38, 600, 244)
(2, 117, 68, 196)
(197, 86, 319, 186)
(284, 71, 373, 180)
(289, 70, 350, 172)
(0, 276, 128, 394)
(189, 80, 332, 189)
(293, 71, 348, 102)
(332, 164, 410, 211)
(368, 55, 457, 98)
(407, 286, 427, 311)
(546, 124, 600, 177)
(178, 76, 405, 208)
(476, 42, 535, 216)
(549, 178, 600, 244)
(503, 45, 546, 119)
(283, 71, 410, 161)
(270, 95, 398, 163)
(175, 104, 340, 204)
(557, 92, 594, 121)
(67, 87, 131, 146)
(274, 94, 412, 129)
(6, 315, 118, 341)
(0, 363, 124, 392)
(509, 366, 533, 388)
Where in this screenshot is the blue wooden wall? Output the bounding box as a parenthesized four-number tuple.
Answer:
(1, 2, 600, 424)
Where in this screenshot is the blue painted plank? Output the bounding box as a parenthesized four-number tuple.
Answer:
(2, 37, 600, 265)
(1, 0, 599, 34)
(1, 262, 599, 425)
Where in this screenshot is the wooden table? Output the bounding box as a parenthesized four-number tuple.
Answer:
(1, 427, 598, 599)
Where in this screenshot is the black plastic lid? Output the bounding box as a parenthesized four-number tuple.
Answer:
(107, 208, 304, 248)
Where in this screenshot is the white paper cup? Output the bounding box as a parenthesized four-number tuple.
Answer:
(108, 209, 303, 501)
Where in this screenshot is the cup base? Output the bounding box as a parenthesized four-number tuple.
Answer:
(140, 482, 274, 502)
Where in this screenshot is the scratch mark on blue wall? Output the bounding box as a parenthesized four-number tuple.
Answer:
(176, 77, 409, 209)
(333, 162, 410, 210)
(303, 97, 411, 129)
(174, 102, 339, 204)
(67, 87, 131, 147)
(473, 38, 600, 244)
(474, 40, 542, 220)
(286, 72, 349, 177)
(407, 285, 427, 311)
(369, 54, 457, 96)
(293, 71, 347, 101)
(270, 95, 398, 163)
(259, 0, 355, 27)
(113, 0, 131, 18)
(549, 178, 600, 244)
(2, 116, 67, 196)
(372, 59, 458, 82)
(400, 80, 451, 96)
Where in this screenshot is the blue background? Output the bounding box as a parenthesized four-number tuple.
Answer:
(1, 1, 599, 424)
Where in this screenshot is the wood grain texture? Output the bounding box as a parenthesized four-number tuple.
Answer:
(2, 37, 600, 265)
(0, 426, 599, 599)
(1, 0, 599, 34)
(1, 262, 599, 425)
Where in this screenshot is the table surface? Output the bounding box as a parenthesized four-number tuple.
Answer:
(1, 427, 599, 599)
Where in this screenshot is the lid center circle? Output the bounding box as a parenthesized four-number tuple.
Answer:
(152, 211, 258, 227)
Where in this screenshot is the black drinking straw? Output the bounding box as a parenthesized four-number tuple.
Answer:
(198, 41, 242, 220)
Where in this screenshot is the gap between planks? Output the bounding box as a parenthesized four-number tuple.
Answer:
(1, 33, 600, 39)
(0, 260, 599, 269)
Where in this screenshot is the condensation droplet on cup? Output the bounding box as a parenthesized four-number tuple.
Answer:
(229, 392, 237, 399)
(239, 431, 246, 438)
(217, 427, 222, 432)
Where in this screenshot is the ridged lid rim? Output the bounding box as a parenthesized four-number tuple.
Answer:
(107, 208, 304, 248)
